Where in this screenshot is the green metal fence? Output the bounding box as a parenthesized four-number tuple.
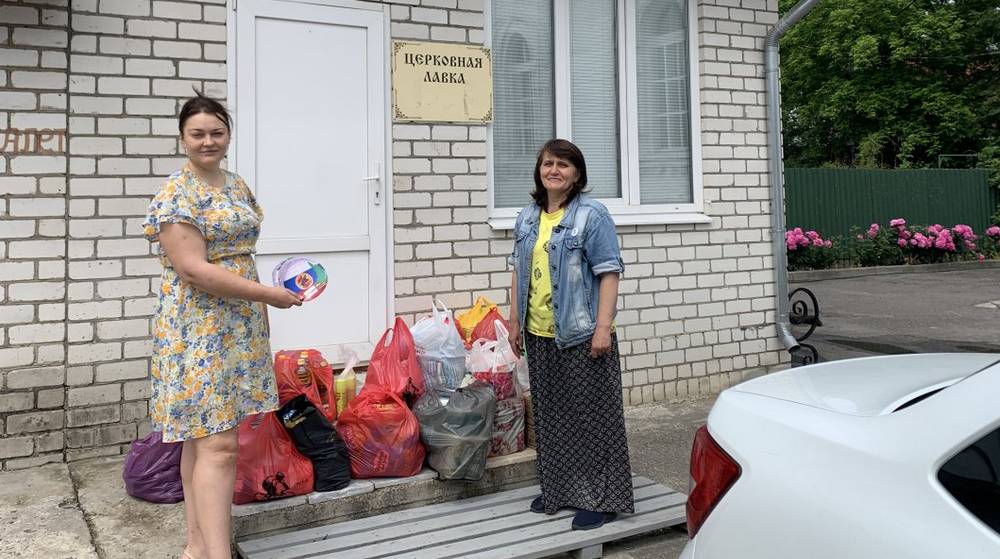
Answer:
(785, 168, 998, 240)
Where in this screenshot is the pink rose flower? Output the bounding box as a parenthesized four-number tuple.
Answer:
(889, 218, 906, 228)
(986, 226, 1000, 238)
(933, 230, 955, 251)
(954, 224, 975, 240)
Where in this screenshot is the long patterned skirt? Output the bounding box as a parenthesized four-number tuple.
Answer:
(524, 331, 635, 514)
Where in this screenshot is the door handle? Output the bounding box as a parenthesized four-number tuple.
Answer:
(362, 161, 381, 206)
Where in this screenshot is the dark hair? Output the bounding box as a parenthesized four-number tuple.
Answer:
(532, 139, 588, 208)
(178, 92, 231, 134)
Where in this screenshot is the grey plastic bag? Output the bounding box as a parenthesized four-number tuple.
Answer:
(413, 383, 496, 481)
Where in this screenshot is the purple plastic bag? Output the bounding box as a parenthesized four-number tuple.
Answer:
(123, 431, 184, 503)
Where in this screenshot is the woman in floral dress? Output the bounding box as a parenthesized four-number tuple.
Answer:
(143, 94, 302, 559)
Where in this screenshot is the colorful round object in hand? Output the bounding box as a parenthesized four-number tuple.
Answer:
(272, 257, 328, 302)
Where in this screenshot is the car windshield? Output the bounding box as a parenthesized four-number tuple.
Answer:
(938, 425, 1000, 535)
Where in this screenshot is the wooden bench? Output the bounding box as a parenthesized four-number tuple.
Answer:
(236, 475, 686, 559)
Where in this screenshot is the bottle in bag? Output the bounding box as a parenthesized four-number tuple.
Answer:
(296, 358, 310, 386)
(335, 375, 349, 416)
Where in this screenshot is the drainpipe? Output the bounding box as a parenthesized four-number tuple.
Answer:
(766, 0, 823, 353)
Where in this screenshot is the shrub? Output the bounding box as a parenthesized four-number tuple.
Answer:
(786, 228, 836, 270)
(981, 225, 1000, 259)
(848, 222, 904, 267)
(888, 218, 981, 264)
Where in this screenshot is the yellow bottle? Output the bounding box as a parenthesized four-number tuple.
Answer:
(334, 376, 349, 416)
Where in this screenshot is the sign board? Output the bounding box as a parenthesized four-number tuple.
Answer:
(392, 41, 493, 123)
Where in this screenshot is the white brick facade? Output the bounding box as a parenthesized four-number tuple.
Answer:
(0, 0, 786, 470)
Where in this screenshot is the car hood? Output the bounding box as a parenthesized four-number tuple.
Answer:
(730, 353, 1000, 416)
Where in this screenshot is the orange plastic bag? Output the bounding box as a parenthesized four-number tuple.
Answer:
(335, 389, 426, 478)
(363, 317, 425, 404)
(274, 349, 336, 422)
(233, 412, 314, 504)
(456, 296, 497, 345)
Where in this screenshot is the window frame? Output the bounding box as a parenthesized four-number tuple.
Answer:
(485, 0, 707, 229)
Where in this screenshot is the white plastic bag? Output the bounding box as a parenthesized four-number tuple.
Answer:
(466, 339, 499, 373)
(467, 321, 521, 401)
(492, 321, 519, 373)
(495, 321, 530, 395)
(411, 300, 466, 356)
(412, 300, 467, 390)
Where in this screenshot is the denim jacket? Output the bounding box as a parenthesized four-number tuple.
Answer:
(509, 194, 624, 349)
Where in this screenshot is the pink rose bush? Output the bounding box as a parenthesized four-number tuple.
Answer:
(981, 225, 1000, 258)
(787, 219, 998, 271)
(786, 228, 836, 270)
(856, 217, 997, 264)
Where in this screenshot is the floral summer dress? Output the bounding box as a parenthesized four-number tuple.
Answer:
(143, 166, 277, 442)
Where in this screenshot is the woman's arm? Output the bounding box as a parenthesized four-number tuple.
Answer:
(508, 270, 522, 356)
(158, 222, 302, 309)
(589, 272, 619, 358)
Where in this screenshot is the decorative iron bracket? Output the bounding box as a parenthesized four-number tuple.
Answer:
(788, 287, 822, 365)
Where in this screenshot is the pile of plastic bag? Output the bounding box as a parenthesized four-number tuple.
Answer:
(123, 297, 535, 505)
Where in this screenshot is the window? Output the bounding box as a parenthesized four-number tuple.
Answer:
(938, 426, 1000, 535)
(487, 0, 705, 228)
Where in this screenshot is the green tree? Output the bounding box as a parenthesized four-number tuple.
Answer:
(779, 0, 1000, 169)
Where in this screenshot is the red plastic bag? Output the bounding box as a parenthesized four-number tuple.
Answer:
(469, 308, 508, 347)
(335, 389, 426, 478)
(363, 317, 425, 404)
(275, 349, 335, 422)
(233, 412, 314, 505)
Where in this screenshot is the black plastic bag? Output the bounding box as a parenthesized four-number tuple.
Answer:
(279, 394, 351, 492)
(413, 383, 496, 481)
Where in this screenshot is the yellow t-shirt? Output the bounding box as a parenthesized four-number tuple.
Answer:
(526, 208, 564, 338)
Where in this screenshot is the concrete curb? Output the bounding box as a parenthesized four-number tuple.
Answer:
(789, 260, 1000, 282)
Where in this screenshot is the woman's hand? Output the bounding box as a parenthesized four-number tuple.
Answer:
(265, 287, 304, 309)
(589, 325, 613, 358)
(509, 319, 522, 357)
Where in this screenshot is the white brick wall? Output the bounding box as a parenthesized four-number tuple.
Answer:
(0, 0, 786, 469)
(387, 0, 786, 411)
(0, 0, 228, 469)
(0, 0, 70, 469)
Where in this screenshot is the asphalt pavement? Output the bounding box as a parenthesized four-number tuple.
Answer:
(791, 267, 1000, 362)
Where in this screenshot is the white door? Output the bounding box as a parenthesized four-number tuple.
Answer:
(234, 0, 389, 362)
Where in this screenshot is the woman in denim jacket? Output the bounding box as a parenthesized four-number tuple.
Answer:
(508, 139, 635, 530)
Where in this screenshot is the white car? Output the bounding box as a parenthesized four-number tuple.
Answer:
(681, 353, 1000, 559)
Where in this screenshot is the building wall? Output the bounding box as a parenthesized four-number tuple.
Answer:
(387, 0, 787, 410)
(0, 0, 786, 470)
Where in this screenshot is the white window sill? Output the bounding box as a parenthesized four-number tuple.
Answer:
(488, 211, 713, 231)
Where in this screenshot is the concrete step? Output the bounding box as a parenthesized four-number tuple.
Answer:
(232, 449, 539, 540)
